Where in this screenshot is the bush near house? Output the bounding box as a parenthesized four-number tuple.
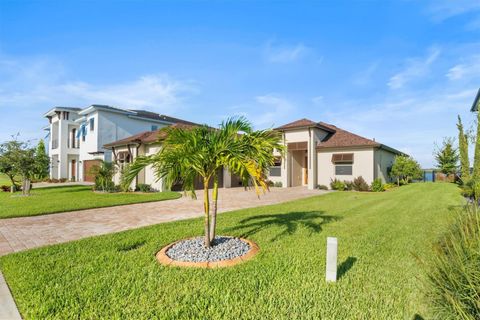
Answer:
(316, 184, 328, 190)
(136, 184, 152, 193)
(370, 179, 385, 192)
(330, 178, 346, 190)
(273, 181, 282, 188)
(352, 176, 369, 192)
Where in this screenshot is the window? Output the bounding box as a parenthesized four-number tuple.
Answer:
(151, 125, 158, 131)
(89, 118, 95, 131)
(335, 165, 352, 175)
(331, 153, 354, 163)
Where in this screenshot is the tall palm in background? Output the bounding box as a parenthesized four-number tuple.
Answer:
(125, 117, 284, 247)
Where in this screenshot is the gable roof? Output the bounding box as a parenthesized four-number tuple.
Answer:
(275, 118, 403, 154)
(275, 118, 336, 133)
(104, 123, 196, 148)
(316, 122, 403, 154)
(316, 122, 379, 149)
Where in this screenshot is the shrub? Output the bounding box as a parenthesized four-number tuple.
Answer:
(330, 178, 346, 191)
(344, 181, 354, 191)
(352, 176, 369, 191)
(384, 183, 396, 190)
(136, 184, 152, 193)
(266, 180, 274, 187)
(94, 180, 116, 192)
(59, 178, 68, 183)
(316, 184, 328, 190)
(274, 181, 283, 188)
(371, 179, 385, 192)
(427, 206, 480, 319)
(0, 185, 10, 192)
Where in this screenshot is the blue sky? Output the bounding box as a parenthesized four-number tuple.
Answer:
(1, 0, 480, 167)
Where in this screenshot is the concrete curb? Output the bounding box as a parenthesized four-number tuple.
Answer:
(0, 272, 22, 320)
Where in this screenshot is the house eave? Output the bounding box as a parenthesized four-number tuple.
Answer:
(470, 88, 480, 112)
(275, 124, 336, 133)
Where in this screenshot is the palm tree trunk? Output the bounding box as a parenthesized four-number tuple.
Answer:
(209, 174, 219, 243)
(203, 177, 211, 248)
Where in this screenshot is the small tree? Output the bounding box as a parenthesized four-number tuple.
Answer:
(14, 147, 36, 196)
(434, 137, 459, 176)
(390, 155, 422, 186)
(33, 140, 50, 180)
(457, 116, 470, 183)
(0, 141, 21, 192)
(0, 139, 36, 195)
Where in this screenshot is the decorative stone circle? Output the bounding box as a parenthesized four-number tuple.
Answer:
(156, 236, 259, 268)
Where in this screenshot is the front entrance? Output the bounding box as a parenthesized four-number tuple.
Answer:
(71, 160, 76, 181)
(290, 150, 308, 187)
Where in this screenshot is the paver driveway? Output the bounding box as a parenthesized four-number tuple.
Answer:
(0, 187, 327, 256)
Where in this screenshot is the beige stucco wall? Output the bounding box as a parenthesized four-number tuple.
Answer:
(317, 147, 375, 187)
(144, 144, 163, 191)
(374, 148, 396, 183)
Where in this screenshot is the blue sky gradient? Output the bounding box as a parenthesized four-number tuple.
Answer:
(1, 0, 480, 167)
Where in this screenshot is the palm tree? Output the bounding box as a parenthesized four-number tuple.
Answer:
(125, 117, 284, 247)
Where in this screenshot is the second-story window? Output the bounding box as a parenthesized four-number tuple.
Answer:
(89, 118, 95, 131)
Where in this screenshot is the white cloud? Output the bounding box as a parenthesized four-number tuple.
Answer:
(0, 55, 196, 112)
(264, 41, 309, 63)
(446, 55, 480, 80)
(427, 1, 480, 21)
(253, 94, 295, 127)
(388, 47, 440, 89)
(312, 96, 324, 104)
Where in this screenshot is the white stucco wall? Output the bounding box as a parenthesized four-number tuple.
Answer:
(374, 148, 396, 183)
(144, 144, 163, 191)
(47, 110, 80, 179)
(317, 147, 375, 187)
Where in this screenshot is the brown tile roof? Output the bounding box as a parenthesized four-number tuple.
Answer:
(104, 123, 196, 148)
(276, 118, 402, 153)
(275, 118, 336, 132)
(316, 122, 380, 149)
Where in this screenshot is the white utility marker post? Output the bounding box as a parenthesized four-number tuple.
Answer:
(326, 237, 338, 282)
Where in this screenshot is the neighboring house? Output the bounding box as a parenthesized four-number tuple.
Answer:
(104, 117, 403, 190)
(43, 104, 196, 182)
(267, 119, 403, 189)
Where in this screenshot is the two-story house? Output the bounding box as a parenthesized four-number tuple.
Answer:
(43, 104, 196, 182)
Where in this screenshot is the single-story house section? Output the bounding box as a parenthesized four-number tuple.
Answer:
(267, 118, 404, 189)
(104, 123, 243, 191)
(104, 118, 404, 191)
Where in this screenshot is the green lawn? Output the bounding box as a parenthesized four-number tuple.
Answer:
(0, 183, 463, 319)
(0, 173, 11, 185)
(0, 186, 181, 219)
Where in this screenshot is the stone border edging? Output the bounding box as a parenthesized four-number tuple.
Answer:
(156, 237, 259, 268)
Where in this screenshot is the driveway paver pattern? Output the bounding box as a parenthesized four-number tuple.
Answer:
(0, 187, 327, 256)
